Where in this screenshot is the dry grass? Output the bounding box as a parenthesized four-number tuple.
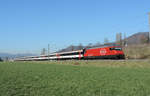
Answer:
(123, 44, 150, 59)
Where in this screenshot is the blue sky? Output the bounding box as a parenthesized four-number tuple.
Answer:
(0, 0, 150, 54)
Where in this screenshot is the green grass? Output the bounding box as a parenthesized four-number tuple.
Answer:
(1, 61, 150, 96)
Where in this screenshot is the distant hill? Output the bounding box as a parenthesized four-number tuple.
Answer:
(125, 32, 149, 45)
(0, 53, 36, 59)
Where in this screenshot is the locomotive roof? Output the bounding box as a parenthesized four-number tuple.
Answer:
(51, 50, 83, 55)
(86, 44, 121, 50)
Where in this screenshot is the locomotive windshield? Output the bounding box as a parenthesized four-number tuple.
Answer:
(110, 47, 122, 50)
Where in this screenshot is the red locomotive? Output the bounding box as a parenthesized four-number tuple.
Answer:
(83, 45, 125, 59)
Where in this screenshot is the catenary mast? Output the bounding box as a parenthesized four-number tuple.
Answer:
(148, 12, 150, 43)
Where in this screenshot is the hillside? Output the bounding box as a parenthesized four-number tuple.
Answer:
(125, 32, 149, 45)
(0, 53, 36, 59)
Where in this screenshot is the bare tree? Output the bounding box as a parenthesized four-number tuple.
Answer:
(41, 48, 46, 55)
(104, 38, 109, 45)
(141, 35, 149, 44)
(78, 43, 83, 50)
(71, 45, 74, 51)
(86, 43, 92, 48)
(123, 32, 127, 46)
(94, 42, 101, 47)
(116, 33, 122, 46)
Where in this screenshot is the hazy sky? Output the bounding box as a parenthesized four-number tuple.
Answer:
(0, 0, 150, 54)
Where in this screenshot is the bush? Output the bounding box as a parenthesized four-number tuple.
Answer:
(0, 57, 3, 62)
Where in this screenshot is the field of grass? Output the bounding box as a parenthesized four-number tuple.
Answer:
(1, 61, 150, 96)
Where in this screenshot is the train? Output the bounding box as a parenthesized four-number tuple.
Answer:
(15, 45, 125, 61)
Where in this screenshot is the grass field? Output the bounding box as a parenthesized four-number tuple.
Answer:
(1, 60, 150, 96)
